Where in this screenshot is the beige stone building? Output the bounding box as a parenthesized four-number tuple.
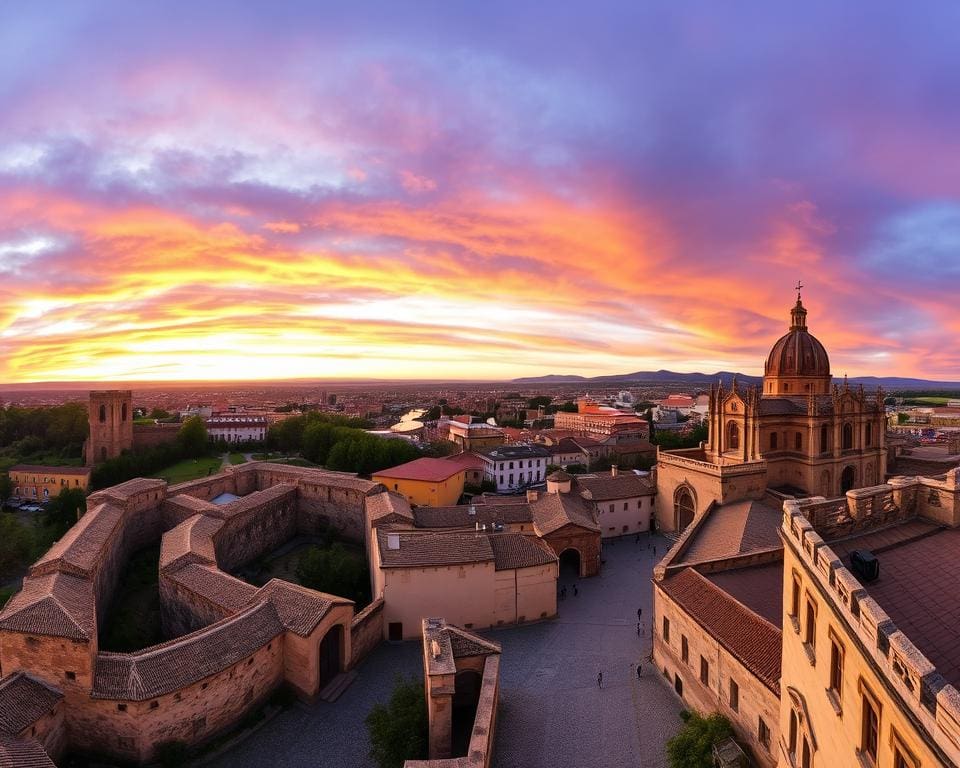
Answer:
(652, 292, 960, 768)
(575, 467, 656, 538)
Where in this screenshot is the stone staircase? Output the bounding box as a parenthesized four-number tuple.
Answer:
(318, 670, 358, 703)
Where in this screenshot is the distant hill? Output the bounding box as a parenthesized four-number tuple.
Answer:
(513, 370, 960, 390)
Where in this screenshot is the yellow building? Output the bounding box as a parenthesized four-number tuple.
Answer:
(9, 464, 91, 503)
(372, 457, 466, 507)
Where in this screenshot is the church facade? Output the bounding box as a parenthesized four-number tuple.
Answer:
(656, 295, 888, 533)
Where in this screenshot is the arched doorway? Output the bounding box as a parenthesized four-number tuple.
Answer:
(452, 670, 482, 757)
(558, 549, 581, 579)
(318, 624, 343, 689)
(674, 486, 696, 531)
(840, 466, 856, 494)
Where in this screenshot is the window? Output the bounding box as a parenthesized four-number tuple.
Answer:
(727, 421, 740, 450)
(770, 432, 779, 450)
(829, 633, 844, 705)
(861, 688, 879, 764)
(117, 703, 127, 712)
(674, 674, 683, 697)
(662, 617, 670, 643)
(790, 574, 801, 621)
(150, 700, 159, 709)
(820, 425, 828, 453)
(758, 717, 771, 750)
(795, 432, 802, 451)
(623, 502, 628, 511)
(843, 422, 853, 450)
(892, 732, 919, 768)
(65, 671, 76, 681)
(866, 422, 873, 446)
(789, 710, 798, 756)
(804, 598, 817, 652)
(681, 635, 689, 664)
(729, 679, 739, 711)
(699, 656, 709, 686)
(99, 404, 106, 422)
(801, 737, 812, 768)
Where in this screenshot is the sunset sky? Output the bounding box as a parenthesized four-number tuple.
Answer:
(1, 2, 958, 383)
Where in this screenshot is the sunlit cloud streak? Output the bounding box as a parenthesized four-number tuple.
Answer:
(0, 1, 959, 382)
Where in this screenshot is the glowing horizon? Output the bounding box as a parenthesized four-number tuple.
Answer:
(2, 3, 959, 384)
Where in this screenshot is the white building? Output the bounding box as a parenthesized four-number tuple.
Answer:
(478, 444, 551, 492)
(205, 416, 268, 443)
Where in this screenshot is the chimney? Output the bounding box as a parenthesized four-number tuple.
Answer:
(611, 464, 618, 477)
(526, 489, 539, 502)
(387, 533, 401, 550)
(431, 639, 442, 659)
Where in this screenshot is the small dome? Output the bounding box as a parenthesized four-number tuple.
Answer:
(764, 297, 830, 378)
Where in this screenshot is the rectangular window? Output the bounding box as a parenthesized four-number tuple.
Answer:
(892, 733, 918, 768)
(861, 690, 879, 763)
(804, 597, 817, 650)
(662, 617, 670, 643)
(829, 634, 844, 697)
(623, 502, 628, 510)
(681, 635, 689, 664)
(758, 717, 770, 750)
(699, 656, 709, 686)
(729, 679, 739, 712)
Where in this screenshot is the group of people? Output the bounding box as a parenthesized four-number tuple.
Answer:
(558, 583, 578, 600)
(598, 606, 646, 689)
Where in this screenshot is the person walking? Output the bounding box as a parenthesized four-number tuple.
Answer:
(573, 584, 579, 597)
(597, 671, 603, 689)
(636, 663, 642, 679)
(636, 621, 641, 636)
(637, 607, 642, 620)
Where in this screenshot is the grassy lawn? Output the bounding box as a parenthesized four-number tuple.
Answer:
(100, 546, 163, 652)
(251, 451, 281, 460)
(229, 452, 247, 465)
(275, 457, 319, 467)
(903, 396, 952, 406)
(150, 456, 223, 484)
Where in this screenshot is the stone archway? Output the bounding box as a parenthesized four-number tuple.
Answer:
(558, 548, 581, 579)
(841, 466, 856, 494)
(674, 486, 696, 532)
(319, 623, 343, 689)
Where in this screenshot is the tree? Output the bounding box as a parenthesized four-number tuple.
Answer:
(296, 543, 370, 606)
(666, 711, 735, 768)
(0, 474, 12, 506)
(366, 676, 428, 768)
(148, 408, 171, 420)
(559, 401, 578, 413)
(527, 395, 552, 410)
(177, 416, 208, 458)
(44, 488, 87, 534)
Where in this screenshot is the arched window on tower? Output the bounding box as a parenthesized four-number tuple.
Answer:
(843, 423, 853, 450)
(99, 404, 107, 423)
(121, 403, 128, 422)
(727, 421, 740, 451)
(770, 432, 778, 451)
(820, 425, 828, 454)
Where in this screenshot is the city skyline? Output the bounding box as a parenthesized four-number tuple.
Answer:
(2, 2, 960, 383)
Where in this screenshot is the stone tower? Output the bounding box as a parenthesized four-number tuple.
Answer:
(85, 390, 134, 466)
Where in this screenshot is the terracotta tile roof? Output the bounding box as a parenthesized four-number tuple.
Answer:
(31, 502, 125, 577)
(659, 568, 781, 694)
(0, 673, 62, 735)
(575, 472, 654, 502)
(163, 493, 218, 516)
(443, 452, 486, 470)
(422, 619, 500, 677)
(678, 500, 782, 564)
(8, 464, 91, 477)
(92, 601, 284, 701)
(705, 562, 784, 626)
(213, 483, 297, 520)
(249, 462, 381, 493)
(0, 572, 95, 641)
(447, 625, 501, 658)
(530, 492, 599, 535)
(373, 457, 464, 483)
(377, 530, 494, 569)
(90, 477, 166, 502)
(159, 514, 223, 572)
(166, 563, 257, 614)
(253, 580, 351, 637)
(412, 503, 532, 529)
(366, 491, 415, 525)
(488, 534, 557, 571)
(0, 735, 56, 768)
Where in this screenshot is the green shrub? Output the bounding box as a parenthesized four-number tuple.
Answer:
(366, 676, 428, 768)
(666, 711, 735, 768)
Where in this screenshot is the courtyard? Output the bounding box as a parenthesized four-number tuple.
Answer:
(208, 535, 683, 768)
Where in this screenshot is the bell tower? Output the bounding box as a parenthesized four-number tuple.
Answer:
(85, 390, 134, 466)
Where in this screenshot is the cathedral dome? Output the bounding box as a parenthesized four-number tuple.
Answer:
(762, 296, 831, 395)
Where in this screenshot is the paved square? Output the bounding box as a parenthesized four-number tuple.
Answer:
(208, 535, 682, 767)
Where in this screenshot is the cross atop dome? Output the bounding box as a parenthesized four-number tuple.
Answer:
(795, 279, 804, 301)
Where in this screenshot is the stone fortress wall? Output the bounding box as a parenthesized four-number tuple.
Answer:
(0, 462, 386, 765)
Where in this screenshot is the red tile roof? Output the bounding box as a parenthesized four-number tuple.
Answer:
(377, 530, 494, 569)
(9, 464, 91, 477)
(0, 735, 56, 768)
(0, 572, 95, 641)
(443, 452, 486, 470)
(488, 534, 557, 571)
(373, 457, 465, 483)
(575, 472, 654, 501)
(0, 672, 62, 736)
(530, 492, 599, 535)
(658, 568, 781, 694)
